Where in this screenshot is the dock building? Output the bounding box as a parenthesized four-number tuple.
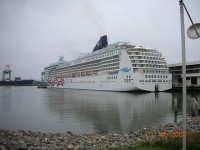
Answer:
(168, 61, 200, 88)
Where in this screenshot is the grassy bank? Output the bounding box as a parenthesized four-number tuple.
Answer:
(109, 132, 200, 150)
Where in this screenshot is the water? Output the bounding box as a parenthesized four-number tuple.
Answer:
(0, 86, 199, 134)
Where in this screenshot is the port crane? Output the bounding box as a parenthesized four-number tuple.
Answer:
(2, 65, 12, 81)
(41, 71, 46, 82)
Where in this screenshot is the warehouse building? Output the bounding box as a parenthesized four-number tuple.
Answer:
(168, 61, 200, 87)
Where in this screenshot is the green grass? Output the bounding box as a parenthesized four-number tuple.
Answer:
(108, 132, 200, 150)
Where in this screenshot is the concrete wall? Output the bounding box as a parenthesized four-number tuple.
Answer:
(172, 78, 179, 84)
(198, 76, 200, 85)
(186, 79, 191, 85)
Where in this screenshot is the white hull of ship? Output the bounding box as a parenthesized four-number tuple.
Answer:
(48, 73, 172, 92)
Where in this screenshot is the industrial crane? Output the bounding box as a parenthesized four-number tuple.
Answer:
(2, 65, 12, 81)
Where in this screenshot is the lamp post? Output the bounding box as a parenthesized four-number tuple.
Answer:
(179, 0, 200, 149)
(179, 1, 186, 149)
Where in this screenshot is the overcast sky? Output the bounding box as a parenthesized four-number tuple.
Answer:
(0, 0, 200, 80)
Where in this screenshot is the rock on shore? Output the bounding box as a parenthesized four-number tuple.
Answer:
(0, 116, 200, 150)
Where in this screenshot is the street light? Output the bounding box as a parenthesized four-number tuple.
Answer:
(187, 23, 200, 39)
(179, 1, 200, 150)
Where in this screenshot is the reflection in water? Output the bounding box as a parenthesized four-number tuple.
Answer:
(45, 90, 174, 133)
(0, 87, 200, 133)
(0, 87, 12, 112)
(172, 90, 200, 115)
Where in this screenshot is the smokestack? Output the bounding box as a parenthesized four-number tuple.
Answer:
(93, 35, 108, 52)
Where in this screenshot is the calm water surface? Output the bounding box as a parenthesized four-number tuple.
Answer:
(0, 86, 199, 134)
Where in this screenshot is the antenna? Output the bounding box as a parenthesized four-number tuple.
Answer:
(59, 56, 64, 61)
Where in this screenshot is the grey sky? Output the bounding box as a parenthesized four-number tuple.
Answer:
(0, 0, 200, 80)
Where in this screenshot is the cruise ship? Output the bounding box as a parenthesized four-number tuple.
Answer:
(44, 35, 172, 92)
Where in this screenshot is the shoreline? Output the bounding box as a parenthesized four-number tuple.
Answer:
(1, 116, 200, 150)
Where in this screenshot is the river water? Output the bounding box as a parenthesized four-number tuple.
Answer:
(0, 86, 199, 134)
